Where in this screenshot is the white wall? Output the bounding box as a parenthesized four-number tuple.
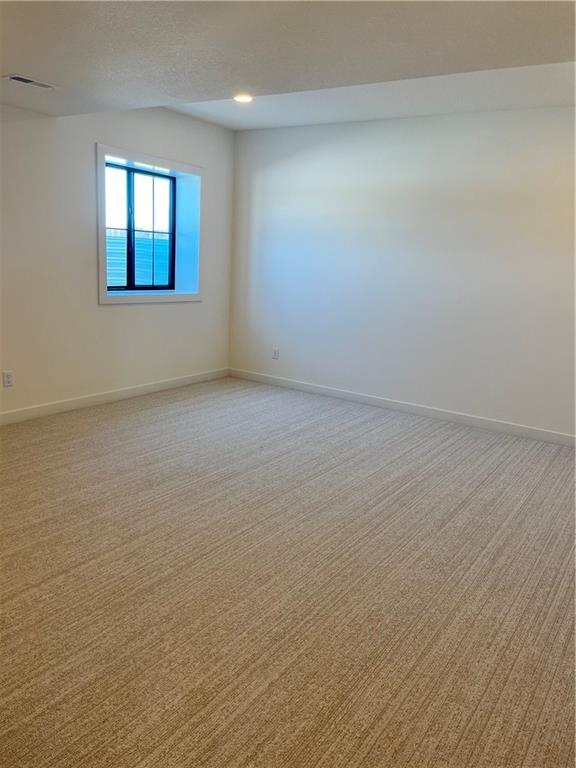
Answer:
(231, 108, 574, 436)
(2, 105, 573, 436)
(0, 107, 234, 414)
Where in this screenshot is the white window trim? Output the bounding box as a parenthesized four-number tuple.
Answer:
(96, 143, 204, 305)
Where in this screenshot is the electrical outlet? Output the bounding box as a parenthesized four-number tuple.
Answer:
(272, 346, 280, 360)
(2, 370, 14, 388)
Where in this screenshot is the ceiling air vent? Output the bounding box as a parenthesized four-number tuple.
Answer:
(3, 74, 54, 89)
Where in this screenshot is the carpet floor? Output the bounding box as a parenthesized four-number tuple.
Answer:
(1, 378, 574, 768)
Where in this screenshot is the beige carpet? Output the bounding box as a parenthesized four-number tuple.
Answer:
(1, 378, 574, 768)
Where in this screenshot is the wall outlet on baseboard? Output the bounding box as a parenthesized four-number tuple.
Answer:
(2, 370, 14, 388)
(272, 346, 280, 360)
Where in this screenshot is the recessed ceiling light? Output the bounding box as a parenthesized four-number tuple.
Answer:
(233, 93, 253, 104)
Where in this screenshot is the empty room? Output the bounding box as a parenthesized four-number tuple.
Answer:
(0, 2, 574, 767)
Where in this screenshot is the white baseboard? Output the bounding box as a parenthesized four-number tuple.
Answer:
(230, 368, 575, 447)
(3, 366, 573, 447)
(0, 369, 229, 426)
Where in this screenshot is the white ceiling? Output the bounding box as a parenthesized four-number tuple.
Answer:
(1, 2, 574, 118)
(173, 63, 575, 130)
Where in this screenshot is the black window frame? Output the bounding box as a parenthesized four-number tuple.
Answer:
(105, 162, 177, 292)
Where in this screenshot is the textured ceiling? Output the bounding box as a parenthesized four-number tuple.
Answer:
(1, 2, 574, 117)
(174, 63, 575, 130)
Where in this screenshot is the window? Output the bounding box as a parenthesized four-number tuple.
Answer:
(105, 164, 176, 291)
(97, 145, 202, 304)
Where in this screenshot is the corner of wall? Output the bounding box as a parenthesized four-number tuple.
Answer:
(226, 128, 242, 370)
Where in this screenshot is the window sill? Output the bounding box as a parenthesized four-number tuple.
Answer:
(99, 291, 202, 305)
